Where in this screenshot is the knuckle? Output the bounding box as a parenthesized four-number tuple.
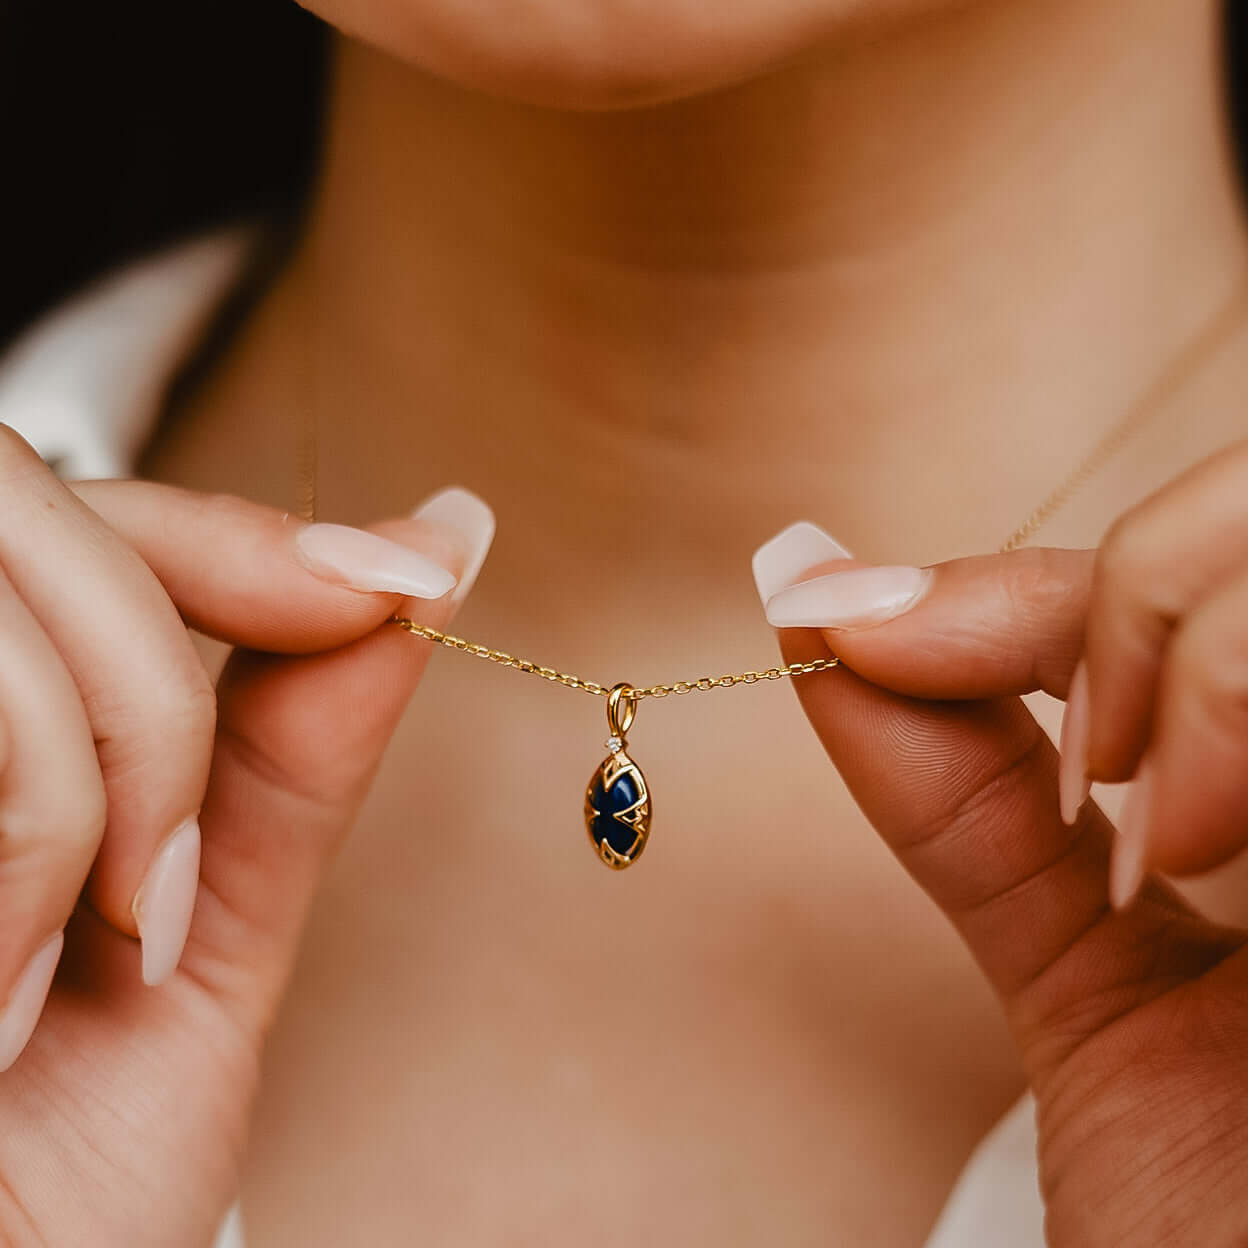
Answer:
(0, 424, 54, 483)
(172, 673, 218, 733)
(2, 783, 108, 862)
(1001, 548, 1054, 613)
(92, 668, 218, 781)
(188, 487, 279, 538)
(1097, 507, 1153, 591)
(145, 672, 219, 751)
(63, 785, 109, 853)
(1172, 616, 1248, 715)
(1005, 547, 1089, 623)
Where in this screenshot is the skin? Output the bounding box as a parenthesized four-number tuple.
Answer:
(0, 0, 1247, 1243)
(773, 515, 1248, 1243)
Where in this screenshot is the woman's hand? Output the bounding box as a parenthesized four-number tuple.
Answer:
(754, 438, 1248, 1246)
(0, 427, 493, 1247)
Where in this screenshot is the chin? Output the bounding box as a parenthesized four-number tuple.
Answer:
(301, 0, 946, 110)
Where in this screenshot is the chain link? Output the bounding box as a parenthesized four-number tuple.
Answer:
(309, 276, 1248, 703)
(997, 278, 1248, 555)
(391, 617, 840, 699)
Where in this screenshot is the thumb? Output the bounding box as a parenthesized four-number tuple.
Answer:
(776, 626, 1238, 1089)
(756, 531, 1096, 703)
(183, 496, 494, 1028)
(754, 528, 1236, 1089)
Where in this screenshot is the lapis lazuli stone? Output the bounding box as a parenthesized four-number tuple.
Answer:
(591, 812, 638, 855)
(601, 771, 639, 814)
(588, 769, 643, 855)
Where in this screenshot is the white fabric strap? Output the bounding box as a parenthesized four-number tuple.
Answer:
(923, 1093, 1045, 1248)
(0, 228, 253, 478)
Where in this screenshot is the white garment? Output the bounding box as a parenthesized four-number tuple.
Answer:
(0, 235, 1046, 1248)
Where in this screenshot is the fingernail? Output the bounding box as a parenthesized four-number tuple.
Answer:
(410, 487, 495, 606)
(752, 522, 853, 603)
(1058, 660, 1093, 825)
(294, 523, 458, 599)
(0, 931, 63, 1072)
(1108, 763, 1153, 911)
(764, 566, 932, 629)
(133, 816, 201, 987)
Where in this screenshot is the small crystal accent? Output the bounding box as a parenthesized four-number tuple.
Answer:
(604, 735, 623, 752)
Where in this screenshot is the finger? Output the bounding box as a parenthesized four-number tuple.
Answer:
(180, 505, 491, 1026)
(757, 531, 1094, 823)
(0, 431, 220, 983)
(95, 483, 483, 985)
(113, 483, 486, 994)
(69, 479, 482, 984)
(775, 625, 1236, 1090)
(754, 525, 1092, 700)
(1135, 567, 1248, 879)
(0, 433, 471, 992)
(0, 568, 106, 1068)
(1083, 438, 1248, 782)
(71, 478, 471, 653)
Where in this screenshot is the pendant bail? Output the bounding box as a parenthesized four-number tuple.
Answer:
(606, 682, 637, 738)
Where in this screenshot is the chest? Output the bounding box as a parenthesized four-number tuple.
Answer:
(239, 651, 1025, 1245)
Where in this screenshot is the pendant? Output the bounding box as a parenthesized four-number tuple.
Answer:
(585, 683, 651, 869)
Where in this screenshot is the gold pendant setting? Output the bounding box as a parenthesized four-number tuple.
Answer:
(585, 683, 652, 870)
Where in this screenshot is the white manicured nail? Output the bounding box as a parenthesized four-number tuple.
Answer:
(294, 523, 458, 599)
(133, 816, 201, 987)
(752, 522, 853, 603)
(0, 931, 63, 1072)
(764, 566, 933, 629)
(1058, 660, 1093, 826)
(411, 487, 495, 605)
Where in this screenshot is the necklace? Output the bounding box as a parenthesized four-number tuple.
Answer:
(297, 278, 1248, 870)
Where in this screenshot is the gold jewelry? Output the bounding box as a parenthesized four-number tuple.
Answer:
(299, 277, 1248, 870)
(584, 684, 653, 868)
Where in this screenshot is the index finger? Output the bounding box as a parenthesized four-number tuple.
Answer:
(1083, 438, 1248, 781)
(70, 478, 466, 651)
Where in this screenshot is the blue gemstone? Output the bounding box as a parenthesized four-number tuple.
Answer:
(603, 771, 639, 814)
(589, 767, 643, 855)
(591, 812, 639, 855)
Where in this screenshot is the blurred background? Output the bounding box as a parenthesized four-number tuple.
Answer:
(0, 1, 328, 348)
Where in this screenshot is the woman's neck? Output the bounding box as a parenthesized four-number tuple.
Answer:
(179, 0, 1247, 566)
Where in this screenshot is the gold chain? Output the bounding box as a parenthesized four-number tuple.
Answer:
(388, 616, 840, 700)
(302, 277, 1248, 700)
(997, 280, 1248, 553)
